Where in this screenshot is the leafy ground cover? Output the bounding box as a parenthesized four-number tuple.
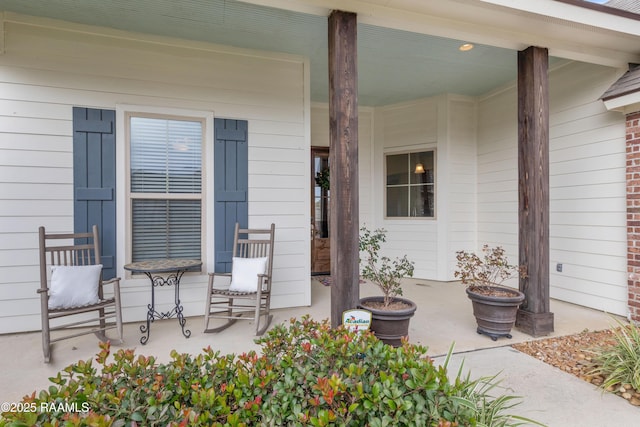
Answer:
(1, 316, 544, 427)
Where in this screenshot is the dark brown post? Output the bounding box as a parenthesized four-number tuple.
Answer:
(516, 46, 554, 336)
(328, 10, 359, 328)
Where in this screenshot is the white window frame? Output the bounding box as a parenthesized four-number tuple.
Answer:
(384, 149, 436, 219)
(117, 105, 213, 274)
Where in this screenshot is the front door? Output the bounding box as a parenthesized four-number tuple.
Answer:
(311, 147, 330, 275)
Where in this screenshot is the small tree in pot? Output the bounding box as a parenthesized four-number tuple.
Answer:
(359, 227, 416, 346)
(454, 245, 527, 340)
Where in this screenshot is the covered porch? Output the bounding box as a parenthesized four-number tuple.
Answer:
(0, 278, 621, 403)
(0, 0, 637, 363)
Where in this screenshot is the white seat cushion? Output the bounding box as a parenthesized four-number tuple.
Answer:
(48, 264, 102, 309)
(228, 257, 268, 292)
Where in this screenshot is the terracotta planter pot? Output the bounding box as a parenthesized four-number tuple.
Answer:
(466, 286, 525, 340)
(358, 296, 417, 347)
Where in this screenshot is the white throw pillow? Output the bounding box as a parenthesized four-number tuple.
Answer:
(48, 264, 102, 309)
(228, 257, 268, 292)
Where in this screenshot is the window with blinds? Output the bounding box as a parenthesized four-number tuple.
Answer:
(128, 115, 204, 262)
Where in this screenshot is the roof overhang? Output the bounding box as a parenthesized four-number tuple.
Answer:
(603, 95, 640, 114)
(1, 0, 639, 105)
(244, 0, 640, 68)
(601, 65, 640, 114)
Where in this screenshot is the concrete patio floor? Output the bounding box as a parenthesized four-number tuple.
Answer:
(0, 278, 627, 410)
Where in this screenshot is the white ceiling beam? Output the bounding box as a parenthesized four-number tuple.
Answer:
(242, 0, 640, 67)
(479, 0, 640, 36)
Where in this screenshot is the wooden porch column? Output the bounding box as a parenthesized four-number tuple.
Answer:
(328, 10, 359, 328)
(516, 46, 554, 336)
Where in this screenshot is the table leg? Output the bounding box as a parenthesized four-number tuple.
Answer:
(174, 270, 191, 338)
(139, 272, 156, 345)
(139, 303, 154, 345)
(139, 270, 191, 344)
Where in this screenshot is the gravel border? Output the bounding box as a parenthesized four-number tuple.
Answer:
(512, 327, 640, 407)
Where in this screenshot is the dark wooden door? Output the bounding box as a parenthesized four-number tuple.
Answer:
(311, 147, 330, 275)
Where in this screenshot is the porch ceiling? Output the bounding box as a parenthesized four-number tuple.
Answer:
(0, 0, 633, 106)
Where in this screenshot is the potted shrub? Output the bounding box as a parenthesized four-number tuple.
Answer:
(358, 226, 416, 347)
(455, 245, 527, 341)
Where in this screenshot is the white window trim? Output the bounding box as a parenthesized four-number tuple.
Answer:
(383, 148, 437, 220)
(116, 105, 214, 278)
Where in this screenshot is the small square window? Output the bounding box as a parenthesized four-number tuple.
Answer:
(385, 150, 435, 218)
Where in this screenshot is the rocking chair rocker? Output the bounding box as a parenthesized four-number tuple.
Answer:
(204, 223, 275, 335)
(38, 225, 123, 363)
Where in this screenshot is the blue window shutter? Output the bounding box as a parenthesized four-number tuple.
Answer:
(73, 107, 117, 280)
(214, 118, 248, 273)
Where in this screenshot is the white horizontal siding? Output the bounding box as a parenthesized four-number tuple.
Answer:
(548, 63, 626, 316)
(381, 99, 438, 147)
(373, 223, 439, 280)
(476, 86, 519, 252)
(310, 104, 330, 147)
(372, 98, 440, 279)
(477, 61, 627, 316)
(358, 110, 374, 226)
(442, 96, 478, 279)
(0, 16, 310, 333)
(364, 95, 479, 281)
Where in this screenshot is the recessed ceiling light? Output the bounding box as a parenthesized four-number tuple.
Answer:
(459, 43, 474, 52)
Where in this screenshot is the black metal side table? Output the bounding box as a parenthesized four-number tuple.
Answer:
(124, 259, 202, 344)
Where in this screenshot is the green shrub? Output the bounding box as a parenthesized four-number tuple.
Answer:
(590, 318, 640, 392)
(1, 316, 543, 427)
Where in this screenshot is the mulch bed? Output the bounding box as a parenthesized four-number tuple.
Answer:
(512, 327, 640, 407)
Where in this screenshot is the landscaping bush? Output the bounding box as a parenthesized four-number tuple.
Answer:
(590, 318, 640, 392)
(1, 316, 542, 427)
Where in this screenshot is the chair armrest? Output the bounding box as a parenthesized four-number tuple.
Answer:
(208, 272, 232, 291)
(102, 277, 121, 286)
(208, 272, 231, 278)
(257, 273, 271, 292)
(101, 277, 121, 295)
